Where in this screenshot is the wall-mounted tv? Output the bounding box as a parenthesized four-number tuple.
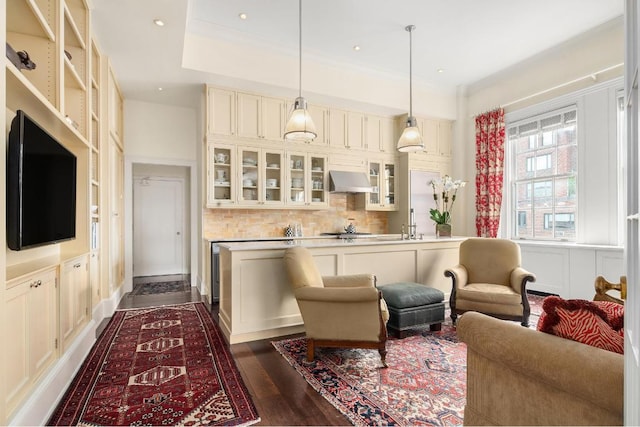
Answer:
(7, 110, 77, 251)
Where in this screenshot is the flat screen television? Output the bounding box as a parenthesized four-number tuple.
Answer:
(7, 110, 77, 251)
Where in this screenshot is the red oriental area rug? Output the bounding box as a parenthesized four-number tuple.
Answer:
(272, 295, 545, 426)
(273, 325, 466, 426)
(48, 302, 260, 426)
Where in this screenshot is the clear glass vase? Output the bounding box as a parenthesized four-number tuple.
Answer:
(436, 223, 452, 238)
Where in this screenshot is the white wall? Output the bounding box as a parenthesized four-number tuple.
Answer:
(123, 100, 203, 292)
(125, 100, 198, 161)
(454, 17, 624, 239)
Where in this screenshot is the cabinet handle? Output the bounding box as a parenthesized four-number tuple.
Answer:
(74, 263, 81, 268)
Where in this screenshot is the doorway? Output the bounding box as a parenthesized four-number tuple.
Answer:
(132, 163, 191, 294)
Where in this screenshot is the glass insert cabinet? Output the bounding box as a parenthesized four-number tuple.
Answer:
(206, 143, 328, 208)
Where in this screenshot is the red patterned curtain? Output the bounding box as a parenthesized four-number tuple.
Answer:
(475, 108, 505, 238)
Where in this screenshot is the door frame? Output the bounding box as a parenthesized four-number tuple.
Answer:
(124, 156, 198, 293)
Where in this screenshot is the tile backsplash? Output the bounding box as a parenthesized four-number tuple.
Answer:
(203, 193, 388, 239)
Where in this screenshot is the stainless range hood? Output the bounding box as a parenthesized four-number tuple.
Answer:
(329, 171, 373, 193)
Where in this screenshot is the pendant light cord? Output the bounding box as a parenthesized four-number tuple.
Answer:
(298, 0, 302, 99)
(408, 25, 413, 118)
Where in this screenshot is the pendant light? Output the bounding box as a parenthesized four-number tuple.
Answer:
(397, 25, 424, 152)
(284, 0, 317, 142)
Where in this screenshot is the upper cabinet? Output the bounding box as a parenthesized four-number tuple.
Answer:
(108, 63, 124, 146)
(236, 93, 287, 141)
(366, 115, 395, 153)
(207, 86, 236, 137)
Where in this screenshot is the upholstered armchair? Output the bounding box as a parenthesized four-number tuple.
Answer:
(445, 238, 536, 326)
(283, 246, 389, 366)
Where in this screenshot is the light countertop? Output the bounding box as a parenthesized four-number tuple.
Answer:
(218, 235, 466, 251)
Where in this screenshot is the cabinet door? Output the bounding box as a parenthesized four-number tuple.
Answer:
(347, 112, 365, 150)
(4, 281, 30, 416)
(381, 117, 396, 153)
(263, 149, 285, 205)
(207, 87, 236, 136)
(307, 104, 328, 145)
(261, 96, 286, 141)
(438, 120, 452, 157)
(238, 147, 261, 205)
(420, 118, 439, 154)
(328, 109, 347, 148)
(382, 162, 397, 210)
(367, 161, 382, 208)
(309, 155, 328, 206)
(287, 152, 308, 205)
(29, 269, 57, 380)
(208, 143, 236, 206)
(90, 251, 100, 307)
(366, 116, 383, 153)
(61, 256, 89, 351)
(236, 93, 261, 139)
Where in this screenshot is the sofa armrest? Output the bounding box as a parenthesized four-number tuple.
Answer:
(457, 311, 623, 426)
(322, 274, 375, 288)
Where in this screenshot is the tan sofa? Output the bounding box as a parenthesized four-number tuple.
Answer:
(457, 311, 623, 426)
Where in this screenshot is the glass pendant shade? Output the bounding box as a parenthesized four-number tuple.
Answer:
(397, 24, 424, 152)
(397, 116, 424, 152)
(284, 97, 317, 142)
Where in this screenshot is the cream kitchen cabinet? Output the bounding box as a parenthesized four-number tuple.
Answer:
(60, 255, 90, 352)
(346, 111, 365, 150)
(357, 159, 397, 211)
(328, 108, 348, 148)
(238, 146, 285, 206)
(438, 120, 452, 157)
(287, 152, 329, 207)
(366, 115, 396, 153)
(207, 86, 236, 137)
(4, 267, 58, 419)
(207, 143, 237, 207)
(236, 92, 287, 141)
(307, 104, 328, 145)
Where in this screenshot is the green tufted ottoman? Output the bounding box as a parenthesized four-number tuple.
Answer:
(379, 282, 445, 338)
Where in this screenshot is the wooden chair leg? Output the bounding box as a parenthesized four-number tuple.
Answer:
(306, 338, 315, 362)
(430, 323, 442, 331)
(379, 347, 388, 368)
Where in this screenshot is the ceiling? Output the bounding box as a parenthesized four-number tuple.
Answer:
(91, 0, 624, 110)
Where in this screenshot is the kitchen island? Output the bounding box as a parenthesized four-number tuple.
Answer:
(217, 236, 465, 344)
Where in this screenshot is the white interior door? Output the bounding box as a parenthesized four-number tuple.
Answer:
(133, 177, 185, 277)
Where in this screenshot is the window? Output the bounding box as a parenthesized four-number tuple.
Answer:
(508, 106, 577, 241)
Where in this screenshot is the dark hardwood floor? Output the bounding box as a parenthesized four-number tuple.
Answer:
(109, 278, 350, 426)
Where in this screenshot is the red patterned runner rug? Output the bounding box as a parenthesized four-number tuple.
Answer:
(48, 302, 260, 426)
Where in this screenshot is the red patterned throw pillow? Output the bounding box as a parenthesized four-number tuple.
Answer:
(537, 296, 624, 354)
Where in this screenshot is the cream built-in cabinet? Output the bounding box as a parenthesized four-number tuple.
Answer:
(208, 143, 236, 206)
(238, 146, 285, 206)
(287, 152, 328, 207)
(237, 93, 287, 141)
(207, 86, 236, 137)
(4, 267, 58, 420)
(204, 84, 453, 212)
(4, 0, 124, 422)
(59, 255, 89, 351)
(358, 159, 397, 211)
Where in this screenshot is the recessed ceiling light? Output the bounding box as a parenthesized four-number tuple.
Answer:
(437, 68, 444, 73)
(353, 45, 361, 51)
(153, 19, 165, 27)
(238, 13, 247, 20)
(158, 87, 164, 91)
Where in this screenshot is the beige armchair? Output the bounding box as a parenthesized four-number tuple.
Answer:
(283, 246, 389, 366)
(445, 238, 536, 326)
